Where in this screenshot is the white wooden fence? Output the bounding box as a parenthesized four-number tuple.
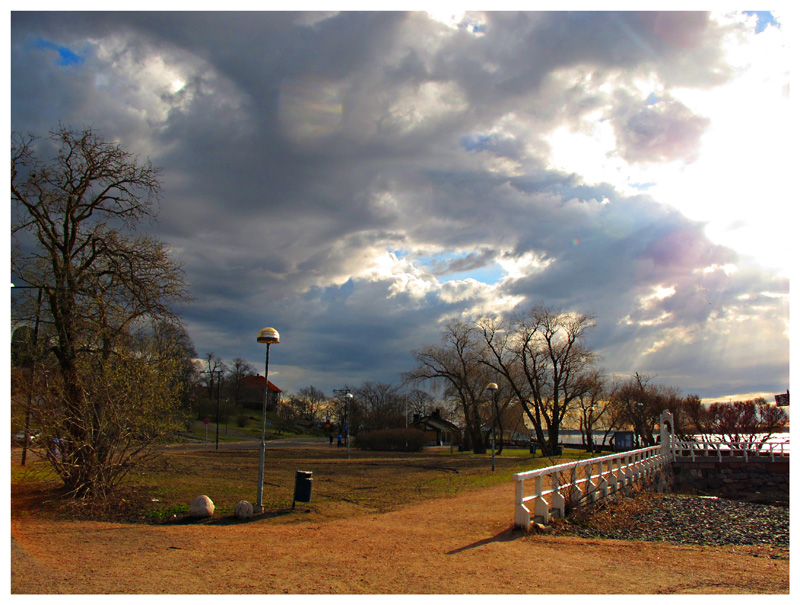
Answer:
(672, 439, 789, 462)
(513, 411, 675, 529)
(512, 445, 671, 528)
(511, 411, 794, 529)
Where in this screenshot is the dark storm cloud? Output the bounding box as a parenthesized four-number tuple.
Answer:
(10, 11, 788, 398)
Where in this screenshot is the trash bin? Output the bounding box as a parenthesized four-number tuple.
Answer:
(529, 441, 538, 455)
(293, 470, 313, 505)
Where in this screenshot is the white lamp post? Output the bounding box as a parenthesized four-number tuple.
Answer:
(345, 392, 354, 459)
(256, 326, 280, 512)
(487, 383, 498, 472)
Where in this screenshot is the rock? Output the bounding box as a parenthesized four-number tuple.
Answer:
(190, 495, 214, 518)
(235, 500, 253, 519)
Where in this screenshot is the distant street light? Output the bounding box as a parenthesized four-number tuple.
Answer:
(345, 393, 353, 459)
(333, 389, 353, 459)
(200, 368, 223, 450)
(256, 326, 280, 513)
(487, 382, 498, 472)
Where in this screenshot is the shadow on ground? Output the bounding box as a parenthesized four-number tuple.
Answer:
(165, 508, 301, 526)
(446, 526, 525, 555)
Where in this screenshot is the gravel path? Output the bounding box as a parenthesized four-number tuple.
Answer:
(556, 493, 789, 553)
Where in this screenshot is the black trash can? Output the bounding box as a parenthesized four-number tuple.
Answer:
(529, 441, 538, 455)
(293, 470, 313, 505)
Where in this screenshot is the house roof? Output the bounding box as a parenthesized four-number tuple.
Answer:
(242, 374, 282, 392)
(412, 415, 459, 432)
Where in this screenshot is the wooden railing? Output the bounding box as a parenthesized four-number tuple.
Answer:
(512, 446, 671, 529)
(673, 439, 789, 462)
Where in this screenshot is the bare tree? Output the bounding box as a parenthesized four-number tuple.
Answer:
(687, 398, 788, 446)
(478, 304, 597, 456)
(354, 381, 405, 431)
(11, 126, 189, 500)
(200, 353, 226, 400)
(406, 322, 492, 453)
(574, 370, 610, 451)
(405, 388, 434, 420)
(226, 357, 255, 405)
(609, 373, 683, 447)
(297, 385, 328, 423)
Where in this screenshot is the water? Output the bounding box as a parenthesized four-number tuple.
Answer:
(554, 430, 790, 452)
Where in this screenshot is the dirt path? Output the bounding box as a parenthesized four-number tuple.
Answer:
(11, 482, 789, 594)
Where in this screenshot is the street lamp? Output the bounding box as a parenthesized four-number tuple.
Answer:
(334, 389, 353, 459)
(345, 393, 353, 459)
(256, 326, 280, 513)
(487, 382, 498, 472)
(200, 369, 223, 450)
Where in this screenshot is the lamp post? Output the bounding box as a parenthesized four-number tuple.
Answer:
(200, 369, 223, 450)
(333, 389, 353, 459)
(345, 393, 353, 459)
(256, 326, 280, 513)
(487, 383, 498, 472)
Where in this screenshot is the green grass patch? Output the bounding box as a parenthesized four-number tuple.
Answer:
(12, 443, 606, 525)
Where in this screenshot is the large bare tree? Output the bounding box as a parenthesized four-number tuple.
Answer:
(478, 304, 597, 455)
(406, 322, 493, 453)
(11, 126, 189, 499)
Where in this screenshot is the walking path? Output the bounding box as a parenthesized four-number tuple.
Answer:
(11, 482, 788, 594)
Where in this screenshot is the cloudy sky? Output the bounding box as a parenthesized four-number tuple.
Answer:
(9, 8, 791, 401)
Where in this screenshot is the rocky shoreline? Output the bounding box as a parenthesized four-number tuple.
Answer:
(553, 492, 789, 553)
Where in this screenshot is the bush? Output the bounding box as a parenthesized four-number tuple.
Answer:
(355, 428, 429, 452)
(236, 414, 249, 428)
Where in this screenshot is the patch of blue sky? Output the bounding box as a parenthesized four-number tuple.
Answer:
(438, 264, 505, 285)
(33, 38, 83, 66)
(460, 133, 496, 152)
(630, 182, 655, 191)
(417, 251, 505, 285)
(743, 11, 779, 33)
(646, 93, 659, 106)
(416, 251, 468, 269)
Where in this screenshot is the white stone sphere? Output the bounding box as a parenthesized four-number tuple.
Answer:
(189, 495, 215, 518)
(235, 500, 254, 519)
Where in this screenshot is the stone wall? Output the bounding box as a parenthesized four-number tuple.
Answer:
(672, 458, 789, 505)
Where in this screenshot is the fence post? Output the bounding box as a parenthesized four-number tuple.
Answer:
(550, 471, 565, 518)
(623, 454, 635, 486)
(534, 474, 549, 523)
(598, 460, 609, 499)
(514, 477, 531, 529)
(586, 462, 598, 503)
(612, 457, 619, 489)
(569, 465, 582, 504)
(659, 410, 674, 462)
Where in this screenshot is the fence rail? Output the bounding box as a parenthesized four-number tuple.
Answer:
(512, 445, 670, 528)
(511, 411, 790, 529)
(673, 439, 789, 462)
